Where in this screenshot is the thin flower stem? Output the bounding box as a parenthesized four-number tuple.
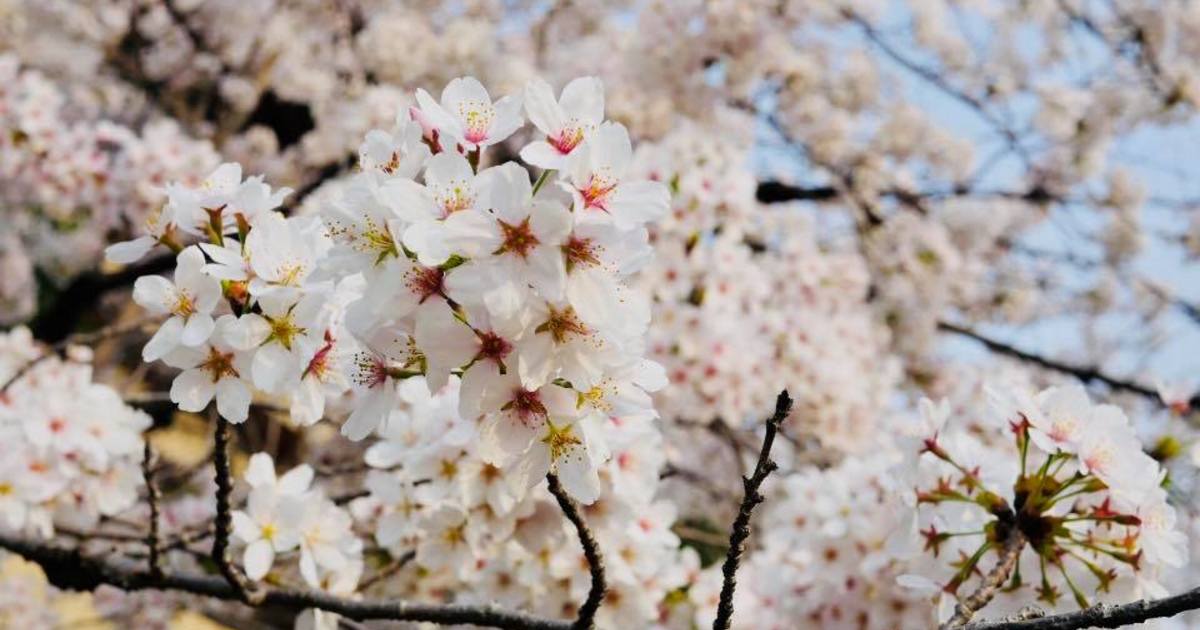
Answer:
(1019, 427, 1030, 478)
(532, 169, 556, 196)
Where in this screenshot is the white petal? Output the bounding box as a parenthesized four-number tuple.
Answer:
(216, 377, 252, 423)
(180, 313, 215, 347)
(590, 122, 632, 175)
(566, 268, 620, 332)
(228, 313, 271, 351)
(556, 444, 600, 505)
(486, 94, 525, 146)
(530, 200, 572, 243)
(231, 510, 258, 542)
(414, 308, 478, 390)
(105, 237, 155, 264)
(243, 539, 274, 581)
(252, 343, 293, 393)
(608, 180, 670, 228)
(132, 275, 175, 314)
(523, 78, 564, 135)
(245, 453, 277, 489)
(290, 378, 325, 427)
(441, 209, 502, 257)
(402, 221, 452, 267)
(169, 369, 215, 412)
(423, 152, 474, 192)
(342, 386, 395, 440)
(519, 142, 566, 171)
(300, 548, 319, 587)
(632, 359, 668, 392)
(278, 464, 314, 496)
(143, 316, 185, 362)
(560, 76, 604, 124)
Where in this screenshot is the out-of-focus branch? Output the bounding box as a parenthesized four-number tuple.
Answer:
(755, 181, 839, 203)
(962, 585, 1200, 629)
(754, 180, 1057, 207)
(143, 441, 164, 580)
(546, 473, 607, 629)
(359, 550, 416, 591)
(2, 316, 160, 394)
(0, 531, 573, 629)
(712, 390, 793, 630)
(30, 254, 173, 343)
(942, 527, 1028, 628)
(843, 10, 1031, 165)
(282, 156, 355, 213)
(937, 321, 1197, 409)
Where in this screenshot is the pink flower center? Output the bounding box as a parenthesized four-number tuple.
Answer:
(458, 102, 495, 144)
(405, 266, 446, 303)
(551, 125, 585, 154)
(507, 388, 547, 426)
(579, 174, 617, 212)
(353, 352, 388, 389)
(476, 331, 513, 365)
(562, 235, 601, 272)
(497, 216, 541, 259)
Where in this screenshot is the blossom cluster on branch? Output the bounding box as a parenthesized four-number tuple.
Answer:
(1, 1, 1200, 629)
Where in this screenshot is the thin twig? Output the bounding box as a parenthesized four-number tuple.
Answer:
(359, 550, 416, 591)
(546, 474, 607, 629)
(712, 390, 793, 630)
(29, 254, 174, 343)
(938, 321, 1198, 408)
(210, 409, 264, 604)
(143, 440, 164, 580)
(942, 527, 1028, 628)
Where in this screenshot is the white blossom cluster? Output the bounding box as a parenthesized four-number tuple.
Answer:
(232, 453, 362, 592)
(1, 0, 1200, 628)
(121, 74, 668, 510)
(349, 375, 692, 628)
(0, 327, 151, 537)
(895, 384, 1186, 622)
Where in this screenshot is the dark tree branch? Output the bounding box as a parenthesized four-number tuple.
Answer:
(712, 390, 793, 630)
(0, 531, 572, 629)
(755, 181, 839, 203)
(937, 321, 1198, 409)
(282, 156, 355, 213)
(942, 528, 1028, 628)
(754, 180, 1056, 207)
(358, 550, 416, 591)
(963, 585, 1200, 629)
(546, 473, 607, 629)
(210, 411, 264, 604)
(29, 254, 173, 343)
